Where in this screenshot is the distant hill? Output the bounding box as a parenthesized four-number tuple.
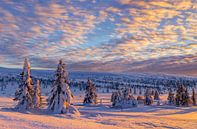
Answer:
(0, 67, 54, 76)
(0, 67, 196, 80)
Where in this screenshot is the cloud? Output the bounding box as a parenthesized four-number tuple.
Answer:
(0, 0, 196, 76)
(69, 54, 197, 76)
(117, 0, 132, 5)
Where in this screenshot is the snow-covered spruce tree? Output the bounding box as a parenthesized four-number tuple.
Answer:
(111, 90, 122, 107)
(13, 58, 34, 110)
(175, 85, 192, 106)
(151, 89, 155, 96)
(167, 90, 175, 105)
(183, 88, 192, 106)
(123, 88, 137, 107)
(175, 85, 184, 106)
(144, 89, 153, 105)
(34, 80, 41, 108)
(122, 88, 135, 101)
(192, 88, 196, 105)
(139, 87, 142, 95)
(13, 72, 24, 101)
(83, 79, 97, 105)
(154, 90, 160, 100)
(111, 88, 137, 108)
(47, 59, 75, 114)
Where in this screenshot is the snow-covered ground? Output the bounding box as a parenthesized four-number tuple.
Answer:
(0, 92, 197, 129)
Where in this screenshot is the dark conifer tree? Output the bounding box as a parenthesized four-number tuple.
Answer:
(192, 88, 196, 105)
(175, 85, 192, 106)
(83, 79, 97, 104)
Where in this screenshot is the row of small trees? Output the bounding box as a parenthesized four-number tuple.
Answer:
(13, 58, 98, 114)
(111, 88, 160, 108)
(168, 86, 196, 106)
(111, 86, 196, 108)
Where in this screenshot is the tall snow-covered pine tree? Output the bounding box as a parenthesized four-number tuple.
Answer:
(47, 59, 73, 113)
(13, 58, 34, 110)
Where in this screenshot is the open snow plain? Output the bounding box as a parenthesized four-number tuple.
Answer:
(0, 91, 196, 129)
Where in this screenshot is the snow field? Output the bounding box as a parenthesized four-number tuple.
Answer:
(0, 93, 197, 129)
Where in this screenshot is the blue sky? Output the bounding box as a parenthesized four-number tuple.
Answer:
(0, 0, 196, 75)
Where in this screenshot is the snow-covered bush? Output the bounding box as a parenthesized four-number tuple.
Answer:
(111, 88, 137, 108)
(144, 89, 154, 105)
(47, 59, 76, 114)
(137, 95, 144, 104)
(13, 58, 34, 110)
(67, 105, 81, 117)
(34, 80, 41, 108)
(83, 79, 97, 105)
(145, 96, 153, 105)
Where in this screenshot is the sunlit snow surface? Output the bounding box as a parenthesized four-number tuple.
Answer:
(0, 92, 197, 129)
